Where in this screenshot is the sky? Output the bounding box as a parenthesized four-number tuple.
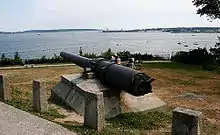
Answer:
(0, 0, 220, 32)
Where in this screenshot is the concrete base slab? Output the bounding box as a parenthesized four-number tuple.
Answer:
(120, 91, 167, 113)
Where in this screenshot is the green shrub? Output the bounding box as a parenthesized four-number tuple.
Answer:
(210, 42, 220, 65)
(101, 48, 115, 59)
(82, 53, 98, 59)
(25, 53, 70, 64)
(171, 47, 219, 71)
(0, 52, 23, 66)
(13, 52, 23, 65)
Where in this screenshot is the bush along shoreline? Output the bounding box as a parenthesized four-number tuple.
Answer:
(0, 53, 71, 66)
(171, 42, 220, 71)
(0, 48, 166, 66)
(1, 43, 220, 72)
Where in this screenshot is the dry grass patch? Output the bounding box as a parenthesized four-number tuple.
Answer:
(142, 62, 220, 134)
(0, 66, 82, 93)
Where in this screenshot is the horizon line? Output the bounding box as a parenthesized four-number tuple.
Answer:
(1, 26, 220, 33)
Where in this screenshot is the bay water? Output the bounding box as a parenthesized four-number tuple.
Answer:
(0, 31, 219, 59)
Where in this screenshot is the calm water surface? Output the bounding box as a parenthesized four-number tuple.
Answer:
(0, 31, 219, 59)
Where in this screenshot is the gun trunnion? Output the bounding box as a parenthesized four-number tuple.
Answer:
(60, 52, 155, 96)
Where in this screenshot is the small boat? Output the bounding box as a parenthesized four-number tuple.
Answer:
(37, 33, 41, 35)
(178, 42, 182, 45)
(184, 45, 189, 47)
(194, 42, 198, 45)
(116, 43, 121, 46)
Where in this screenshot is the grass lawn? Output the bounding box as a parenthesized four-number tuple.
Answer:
(0, 62, 219, 135)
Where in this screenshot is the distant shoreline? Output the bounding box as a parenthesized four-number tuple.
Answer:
(1, 27, 220, 34)
(102, 27, 220, 33)
(0, 29, 100, 34)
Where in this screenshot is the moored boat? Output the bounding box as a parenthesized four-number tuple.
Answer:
(194, 42, 198, 45)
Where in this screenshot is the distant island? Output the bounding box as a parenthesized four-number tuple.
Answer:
(0, 29, 100, 34)
(102, 27, 220, 33)
(1, 27, 220, 34)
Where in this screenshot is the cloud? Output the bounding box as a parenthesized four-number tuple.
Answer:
(34, 0, 195, 17)
(1, 0, 220, 31)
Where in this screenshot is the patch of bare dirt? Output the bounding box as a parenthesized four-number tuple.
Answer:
(54, 107, 84, 125)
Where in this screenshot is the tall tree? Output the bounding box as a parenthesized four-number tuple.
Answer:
(193, 0, 220, 19)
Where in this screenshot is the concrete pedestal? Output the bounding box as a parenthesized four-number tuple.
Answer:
(52, 74, 166, 130)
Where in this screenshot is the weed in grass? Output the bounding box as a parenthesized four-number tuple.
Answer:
(40, 107, 66, 120)
(11, 87, 23, 98)
(6, 99, 32, 112)
(24, 90, 32, 97)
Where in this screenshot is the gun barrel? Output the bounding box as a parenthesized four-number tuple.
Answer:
(93, 60, 153, 96)
(60, 52, 91, 68)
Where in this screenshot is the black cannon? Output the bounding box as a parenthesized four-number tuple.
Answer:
(60, 52, 155, 96)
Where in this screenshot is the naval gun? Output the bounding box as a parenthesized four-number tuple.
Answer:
(60, 52, 155, 96)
